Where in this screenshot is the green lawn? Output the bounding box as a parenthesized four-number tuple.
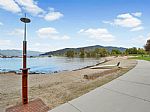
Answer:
(130, 55, 150, 61)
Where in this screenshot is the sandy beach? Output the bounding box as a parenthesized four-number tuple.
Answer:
(0, 56, 137, 112)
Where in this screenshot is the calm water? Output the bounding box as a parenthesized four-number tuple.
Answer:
(0, 57, 102, 73)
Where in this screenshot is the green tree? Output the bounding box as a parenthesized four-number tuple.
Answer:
(66, 50, 75, 57)
(144, 39, 150, 56)
(137, 48, 146, 55)
(111, 49, 122, 55)
(125, 47, 138, 54)
(90, 51, 96, 57)
(94, 48, 108, 57)
(85, 51, 91, 57)
(79, 48, 85, 58)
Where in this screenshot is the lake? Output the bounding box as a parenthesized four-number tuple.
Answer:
(0, 57, 102, 73)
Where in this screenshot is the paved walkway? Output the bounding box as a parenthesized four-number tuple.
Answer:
(48, 60, 150, 112)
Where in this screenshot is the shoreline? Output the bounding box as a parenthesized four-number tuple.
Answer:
(0, 56, 137, 112)
(0, 57, 110, 75)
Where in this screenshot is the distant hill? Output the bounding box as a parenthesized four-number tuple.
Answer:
(0, 50, 42, 57)
(41, 45, 126, 56)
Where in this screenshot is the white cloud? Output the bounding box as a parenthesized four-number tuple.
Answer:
(79, 28, 115, 42)
(117, 13, 132, 18)
(46, 35, 70, 40)
(9, 28, 24, 36)
(0, 39, 11, 46)
(0, 22, 3, 25)
(130, 26, 144, 31)
(44, 11, 63, 21)
(60, 35, 70, 40)
(132, 12, 142, 17)
(103, 13, 142, 28)
(103, 12, 144, 31)
(37, 27, 70, 40)
(102, 21, 114, 25)
(114, 13, 142, 28)
(0, 1, 64, 21)
(15, 0, 44, 16)
(37, 27, 58, 38)
(0, 0, 44, 15)
(78, 29, 84, 33)
(0, 0, 21, 13)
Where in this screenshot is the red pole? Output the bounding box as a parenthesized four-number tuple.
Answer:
(20, 14, 31, 105)
(21, 40, 28, 104)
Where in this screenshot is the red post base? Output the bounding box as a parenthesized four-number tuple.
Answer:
(21, 68, 29, 104)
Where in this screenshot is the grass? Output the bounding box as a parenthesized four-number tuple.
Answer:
(129, 55, 150, 61)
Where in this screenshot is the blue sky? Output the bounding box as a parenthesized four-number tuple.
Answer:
(0, 0, 150, 52)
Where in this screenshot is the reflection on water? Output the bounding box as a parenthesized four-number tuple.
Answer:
(0, 57, 102, 73)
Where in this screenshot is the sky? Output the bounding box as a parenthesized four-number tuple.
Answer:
(0, 0, 150, 52)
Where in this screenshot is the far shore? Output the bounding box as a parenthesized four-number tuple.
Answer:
(0, 56, 137, 112)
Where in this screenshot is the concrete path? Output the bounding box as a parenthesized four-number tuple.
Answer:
(48, 60, 150, 112)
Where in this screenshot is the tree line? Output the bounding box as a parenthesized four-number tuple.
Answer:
(65, 39, 150, 58)
(65, 47, 146, 58)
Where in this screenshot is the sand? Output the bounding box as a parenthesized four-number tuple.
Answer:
(0, 56, 137, 112)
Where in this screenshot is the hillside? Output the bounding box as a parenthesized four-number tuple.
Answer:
(0, 50, 42, 57)
(41, 45, 126, 56)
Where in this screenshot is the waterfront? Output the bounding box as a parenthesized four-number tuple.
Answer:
(0, 57, 102, 73)
(0, 56, 137, 112)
